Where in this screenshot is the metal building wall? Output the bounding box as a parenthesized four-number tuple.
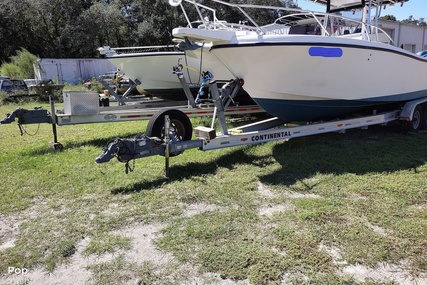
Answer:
(379, 20, 427, 52)
(34, 58, 117, 84)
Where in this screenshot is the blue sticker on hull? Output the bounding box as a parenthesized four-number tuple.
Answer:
(309, 47, 343, 57)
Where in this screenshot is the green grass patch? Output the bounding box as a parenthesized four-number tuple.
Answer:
(0, 102, 426, 284)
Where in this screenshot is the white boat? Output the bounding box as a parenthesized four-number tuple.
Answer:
(98, 45, 203, 100)
(98, 44, 254, 104)
(171, 0, 427, 122)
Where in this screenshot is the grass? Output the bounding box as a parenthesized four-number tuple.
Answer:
(0, 100, 426, 284)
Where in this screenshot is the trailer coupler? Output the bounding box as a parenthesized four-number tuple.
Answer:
(96, 133, 203, 175)
(95, 135, 164, 165)
(1, 107, 52, 136)
(1, 107, 51, 126)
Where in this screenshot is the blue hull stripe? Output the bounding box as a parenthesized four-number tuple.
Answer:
(309, 47, 343, 57)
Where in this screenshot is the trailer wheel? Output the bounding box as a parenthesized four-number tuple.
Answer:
(423, 105, 427, 130)
(146, 109, 193, 142)
(406, 105, 424, 132)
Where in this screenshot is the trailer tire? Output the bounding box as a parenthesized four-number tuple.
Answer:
(406, 105, 423, 132)
(146, 109, 193, 142)
(423, 105, 427, 130)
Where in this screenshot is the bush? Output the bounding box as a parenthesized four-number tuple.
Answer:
(0, 63, 21, 78)
(0, 48, 40, 79)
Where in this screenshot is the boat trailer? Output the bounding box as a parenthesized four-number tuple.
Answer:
(0, 66, 264, 150)
(95, 78, 427, 177)
(2, 68, 427, 177)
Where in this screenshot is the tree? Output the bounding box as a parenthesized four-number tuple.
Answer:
(131, 0, 184, 45)
(0, 0, 32, 62)
(401, 15, 426, 26)
(0, 0, 301, 62)
(76, 2, 126, 56)
(380, 15, 397, 21)
(418, 18, 427, 27)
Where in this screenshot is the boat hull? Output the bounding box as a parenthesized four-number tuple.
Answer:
(210, 36, 427, 121)
(107, 51, 202, 100)
(108, 49, 255, 104)
(182, 46, 255, 105)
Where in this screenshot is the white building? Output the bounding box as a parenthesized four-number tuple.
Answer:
(379, 20, 427, 53)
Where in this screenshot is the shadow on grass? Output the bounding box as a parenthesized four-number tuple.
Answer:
(111, 146, 272, 194)
(260, 123, 427, 187)
(21, 132, 144, 156)
(112, 123, 427, 193)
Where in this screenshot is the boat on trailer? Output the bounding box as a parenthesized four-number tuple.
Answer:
(98, 44, 255, 105)
(171, 0, 427, 122)
(98, 45, 204, 101)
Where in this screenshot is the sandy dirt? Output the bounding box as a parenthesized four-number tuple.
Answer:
(1, 182, 426, 284)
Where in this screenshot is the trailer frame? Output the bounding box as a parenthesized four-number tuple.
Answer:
(3, 70, 427, 177)
(95, 80, 427, 177)
(0, 73, 264, 149)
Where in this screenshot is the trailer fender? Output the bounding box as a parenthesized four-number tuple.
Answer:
(399, 98, 427, 121)
(146, 109, 193, 142)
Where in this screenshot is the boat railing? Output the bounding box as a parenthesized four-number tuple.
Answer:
(176, 0, 395, 45)
(268, 12, 394, 44)
(109, 45, 181, 54)
(98, 45, 181, 57)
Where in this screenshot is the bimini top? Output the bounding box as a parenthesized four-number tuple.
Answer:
(307, 0, 409, 12)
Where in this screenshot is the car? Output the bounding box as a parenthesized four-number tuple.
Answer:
(0, 78, 14, 94)
(0, 78, 29, 97)
(11, 79, 28, 91)
(416, 50, 427, 57)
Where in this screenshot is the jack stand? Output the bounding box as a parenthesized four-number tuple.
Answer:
(99, 77, 141, 106)
(49, 96, 63, 150)
(210, 81, 229, 135)
(164, 115, 171, 178)
(173, 64, 196, 108)
(49, 124, 63, 150)
(121, 79, 141, 99)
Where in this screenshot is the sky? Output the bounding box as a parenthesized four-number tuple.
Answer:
(296, 0, 426, 20)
